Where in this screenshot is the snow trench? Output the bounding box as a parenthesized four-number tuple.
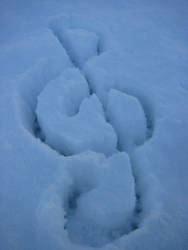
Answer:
(15, 20, 159, 249)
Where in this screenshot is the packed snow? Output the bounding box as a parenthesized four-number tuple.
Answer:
(107, 89, 147, 152)
(36, 69, 117, 156)
(58, 28, 99, 69)
(65, 152, 135, 247)
(0, 1, 188, 250)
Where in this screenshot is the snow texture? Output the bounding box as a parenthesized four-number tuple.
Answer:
(61, 28, 99, 68)
(66, 152, 135, 246)
(0, 1, 188, 250)
(107, 89, 147, 152)
(36, 69, 117, 156)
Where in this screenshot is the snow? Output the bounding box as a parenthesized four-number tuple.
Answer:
(67, 152, 135, 246)
(107, 89, 147, 152)
(0, 1, 188, 250)
(36, 71, 117, 155)
(59, 28, 99, 68)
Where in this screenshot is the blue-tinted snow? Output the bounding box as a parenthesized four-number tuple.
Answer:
(36, 69, 117, 156)
(0, 1, 188, 250)
(107, 89, 147, 152)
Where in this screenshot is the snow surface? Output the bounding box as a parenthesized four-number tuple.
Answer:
(59, 28, 99, 68)
(36, 69, 117, 156)
(107, 89, 147, 152)
(66, 152, 135, 246)
(0, 1, 188, 250)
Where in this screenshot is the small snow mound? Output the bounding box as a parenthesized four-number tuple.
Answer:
(107, 89, 147, 153)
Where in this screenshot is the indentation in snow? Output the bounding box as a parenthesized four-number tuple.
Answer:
(51, 27, 100, 69)
(36, 70, 117, 155)
(62, 28, 99, 68)
(107, 89, 147, 153)
(14, 15, 162, 249)
(65, 152, 135, 247)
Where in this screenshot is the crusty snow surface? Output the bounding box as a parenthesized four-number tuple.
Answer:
(0, 1, 188, 250)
